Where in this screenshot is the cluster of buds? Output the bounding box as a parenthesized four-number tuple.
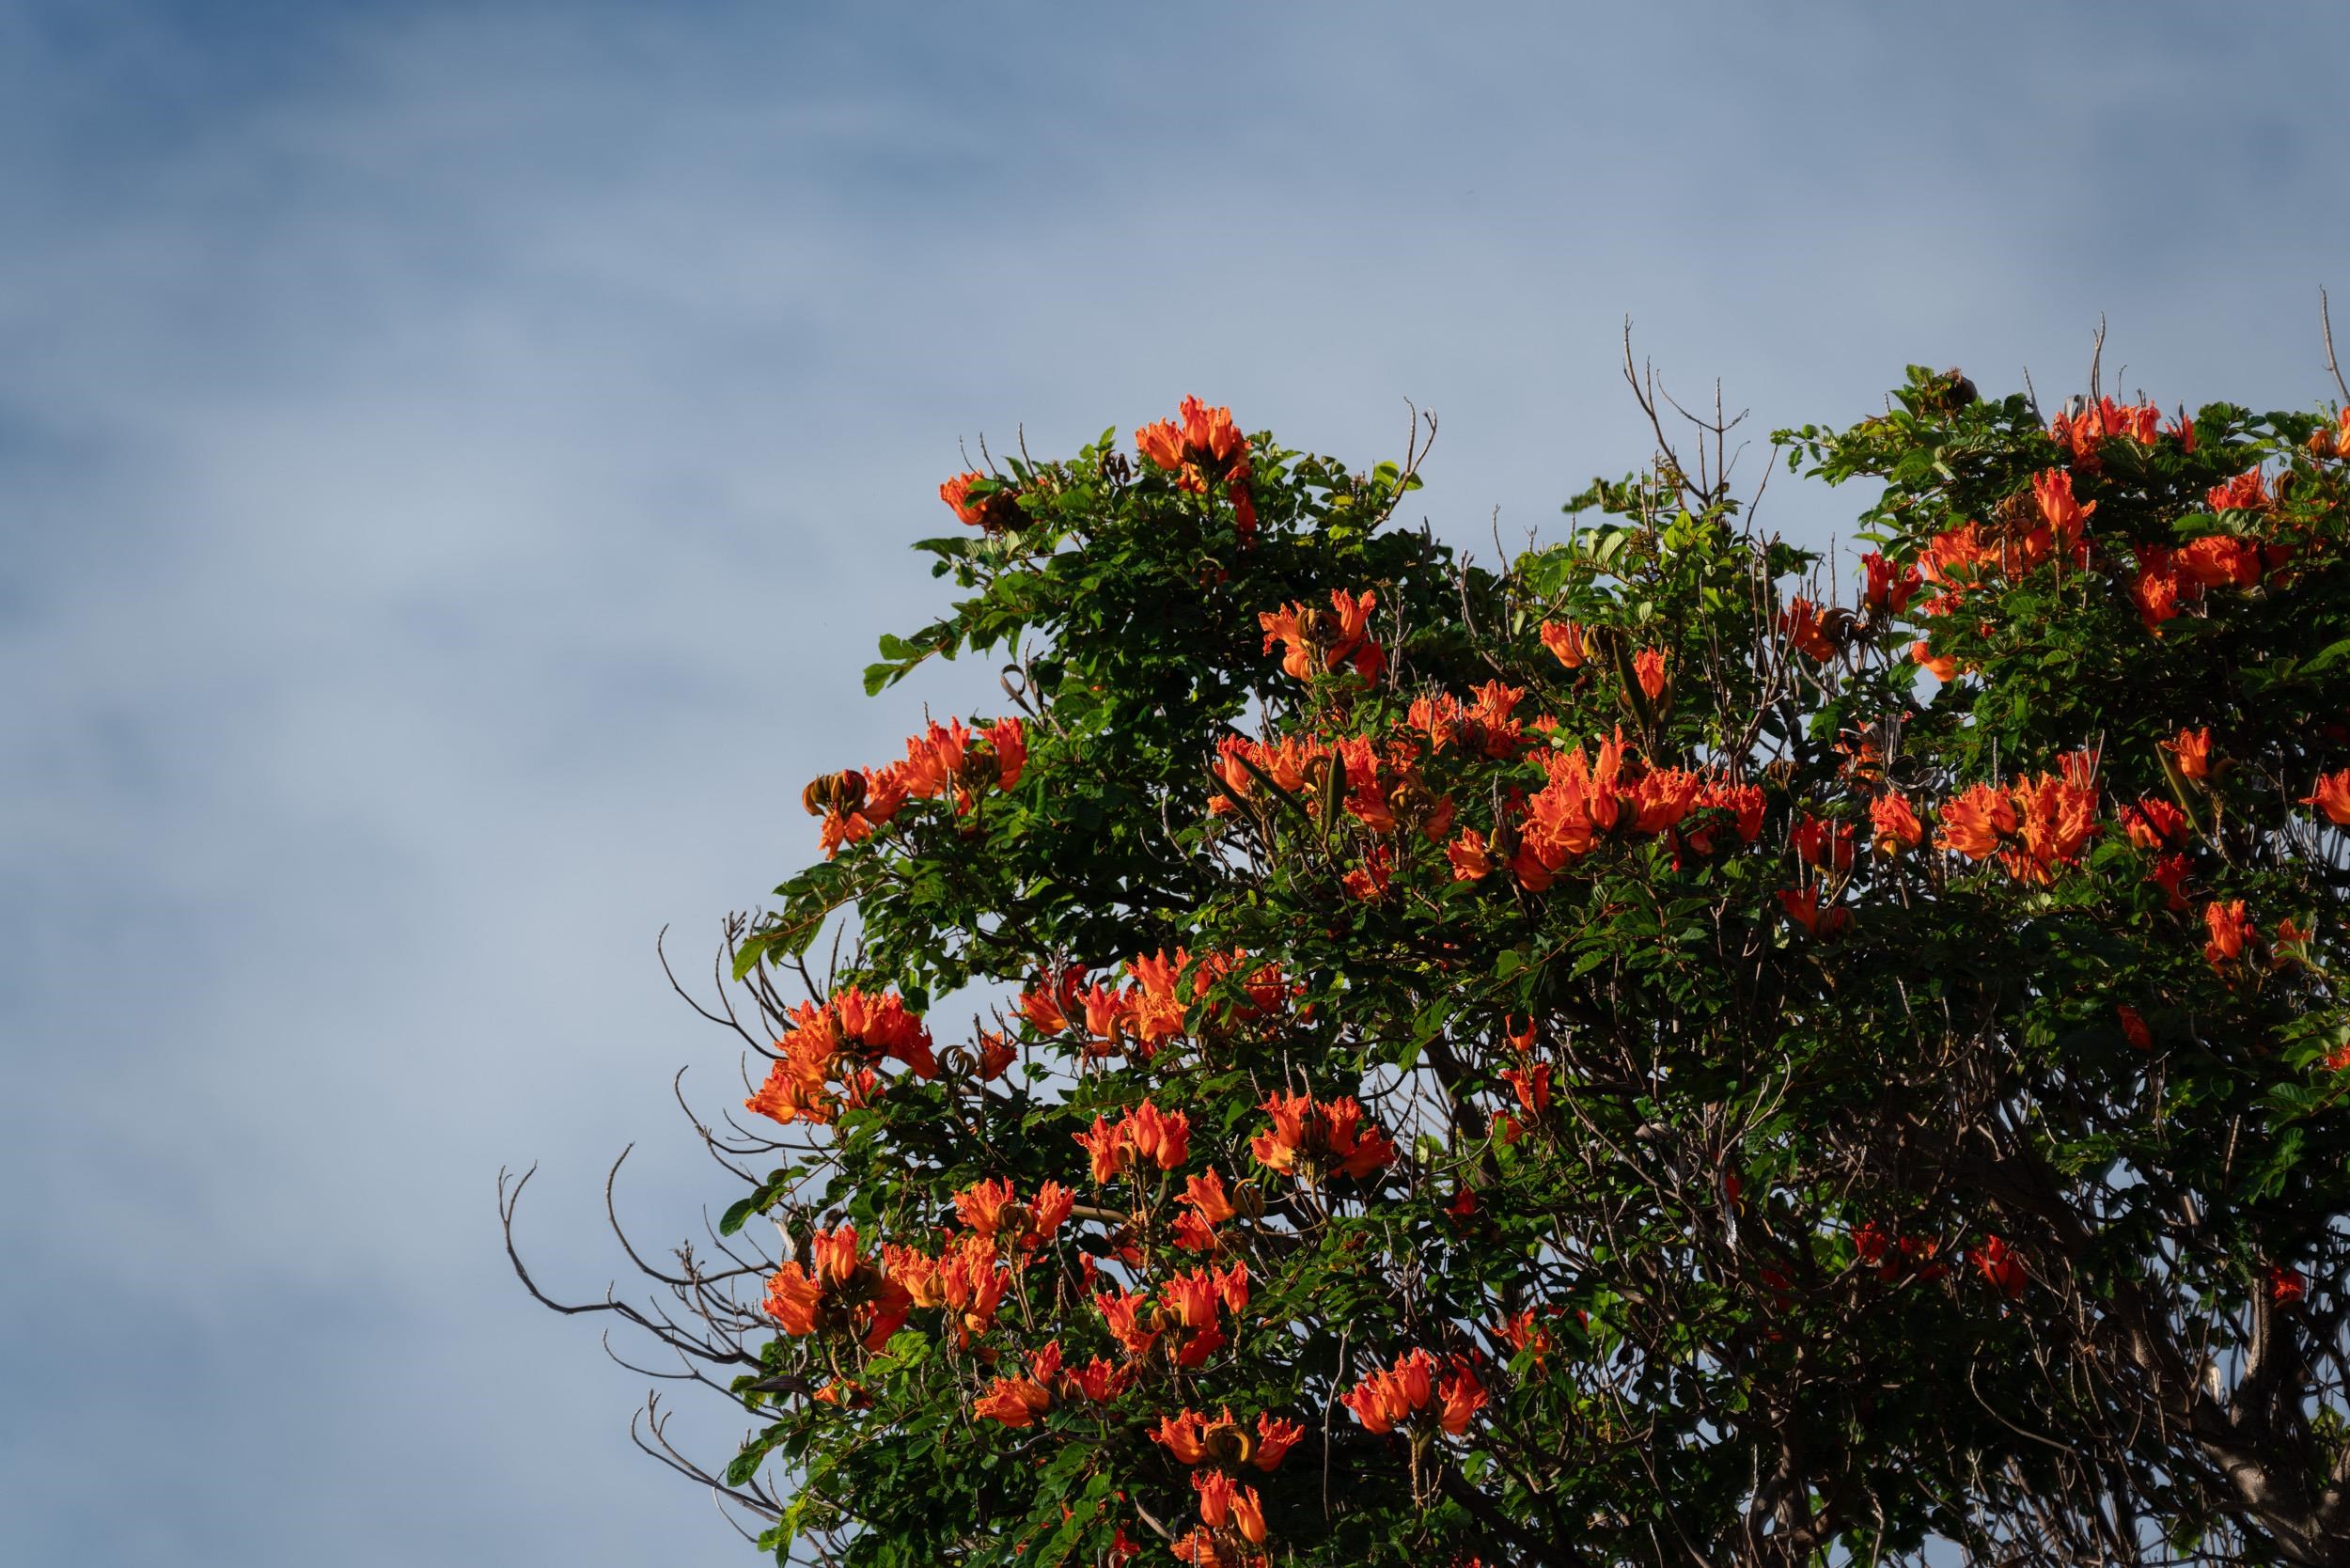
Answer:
(1096, 1262, 1248, 1369)
(761, 1226, 913, 1352)
(1340, 1347, 1487, 1436)
(1248, 1091, 1396, 1184)
(744, 987, 936, 1128)
(1259, 588, 1386, 682)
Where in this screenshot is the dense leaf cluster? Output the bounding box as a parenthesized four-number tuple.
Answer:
(516, 373, 2350, 1568)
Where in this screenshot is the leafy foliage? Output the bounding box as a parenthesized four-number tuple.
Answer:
(513, 377, 2350, 1568)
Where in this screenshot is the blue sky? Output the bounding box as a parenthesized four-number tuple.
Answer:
(5, 3, 2347, 1563)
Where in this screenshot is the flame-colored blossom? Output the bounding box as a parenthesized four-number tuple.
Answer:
(1870, 791, 1924, 854)
(1936, 764, 2098, 884)
(2164, 727, 2213, 782)
(2303, 769, 2350, 825)
(1633, 648, 1668, 701)
(2117, 1004, 2153, 1051)
(1250, 1091, 1397, 1183)
(1539, 619, 1587, 667)
(1436, 1365, 1488, 1435)
(2207, 469, 2269, 512)
(1971, 1234, 2026, 1300)
(746, 988, 938, 1128)
(1498, 1062, 1552, 1118)
(2050, 395, 2163, 464)
(1860, 551, 1920, 615)
(1448, 828, 1494, 882)
(1778, 886, 1850, 940)
(973, 1343, 1062, 1427)
(1780, 598, 1838, 661)
(1261, 588, 1385, 682)
(2121, 796, 2190, 849)
(2203, 900, 2254, 970)
(1792, 814, 1856, 871)
(762, 1226, 913, 1350)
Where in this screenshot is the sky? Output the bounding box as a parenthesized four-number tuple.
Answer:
(4, 3, 2347, 1563)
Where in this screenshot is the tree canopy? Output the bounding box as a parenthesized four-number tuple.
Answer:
(509, 359, 2350, 1568)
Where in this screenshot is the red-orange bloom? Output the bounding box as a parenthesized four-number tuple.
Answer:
(2203, 900, 2254, 970)
(1260, 588, 1385, 682)
(2029, 468, 2095, 560)
(2120, 796, 2190, 849)
(1436, 1366, 1488, 1435)
(1778, 886, 1851, 940)
(2050, 396, 2163, 463)
(762, 1226, 913, 1350)
(1249, 1091, 1398, 1182)
(1937, 766, 2098, 884)
(1498, 1062, 1552, 1118)
(1633, 648, 1668, 702)
(1780, 598, 1838, 661)
(972, 1343, 1061, 1427)
(938, 471, 1020, 531)
(1183, 1168, 1239, 1225)
(1447, 828, 1494, 882)
(746, 987, 938, 1127)
(2207, 468, 2269, 512)
(1792, 814, 1856, 872)
(2303, 769, 2350, 825)
(2164, 727, 2213, 782)
(1096, 1288, 1158, 1356)
(2116, 1004, 2153, 1051)
(1539, 619, 1587, 667)
(1860, 551, 1920, 615)
(1971, 1234, 2026, 1300)
(1870, 791, 1925, 855)
(1125, 1099, 1193, 1171)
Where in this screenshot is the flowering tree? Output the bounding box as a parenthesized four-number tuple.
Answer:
(508, 364, 2350, 1568)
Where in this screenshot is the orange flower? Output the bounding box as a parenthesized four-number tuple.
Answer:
(762, 1226, 912, 1350)
(1778, 886, 1850, 940)
(973, 1345, 1061, 1427)
(2116, 1004, 2153, 1051)
(1498, 1062, 1551, 1118)
(1791, 814, 1856, 872)
(2203, 899, 2253, 970)
(1260, 588, 1385, 682)
(2206, 469, 2268, 512)
(1869, 791, 1924, 854)
(1183, 1168, 1238, 1225)
(745, 988, 937, 1127)
(1447, 828, 1494, 881)
(1435, 1366, 1487, 1435)
(1497, 1309, 1553, 1365)
(1971, 1234, 2026, 1300)
(1152, 1409, 1210, 1465)
(1095, 1288, 1159, 1356)
(1249, 1091, 1397, 1183)
(1194, 1469, 1237, 1528)
(1779, 598, 1837, 661)
(1250, 1413, 1305, 1471)
(1017, 964, 1086, 1035)
(939, 471, 1022, 531)
(1125, 1099, 1193, 1171)
(2303, 769, 2350, 825)
(2050, 396, 2163, 463)
(1075, 1115, 1133, 1183)
(1539, 619, 1587, 667)
(1340, 1348, 1430, 1434)
(1912, 639, 1958, 682)
(1935, 781, 2018, 861)
(2132, 565, 2181, 632)
(1860, 551, 1920, 615)
(975, 1032, 1017, 1080)
(1633, 648, 1668, 701)
(1229, 1483, 1267, 1544)
(2029, 468, 2095, 557)
(2120, 796, 2189, 849)
(2163, 727, 2213, 782)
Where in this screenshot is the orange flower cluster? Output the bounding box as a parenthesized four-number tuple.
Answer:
(1074, 1099, 1192, 1182)
(1970, 1234, 2027, 1300)
(1137, 396, 1251, 494)
(2202, 899, 2255, 971)
(1095, 1262, 1247, 1368)
(1136, 396, 1258, 544)
(886, 1231, 1010, 1347)
(2048, 395, 2170, 466)
(1852, 1221, 1947, 1284)
(1152, 1406, 1304, 1472)
(807, 715, 1027, 856)
(745, 987, 938, 1127)
(1260, 588, 1386, 682)
(1408, 681, 1527, 760)
(762, 1226, 914, 1351)
(950, 1176, 1075, 1254)
(1869, 791, 1925, 855)
(1860, 551, 1921, 615)
(938, 470, 1023, 532)
(1249, 1091, 1396, 1183)
(1780, 598, 1841, 662)
(1340, 1348, 1486, 1436)
(970, 1341, 1134, 1427)
(1935, 754, 2100, 885)
(1493, 729, 1758, 890)
(1173, 1168, 1243, 1253)
(1212, 729, 1455, 846)
(2132, 532, 2273, 632)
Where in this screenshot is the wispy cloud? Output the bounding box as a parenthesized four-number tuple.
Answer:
(4, 3, 2344, 1562)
